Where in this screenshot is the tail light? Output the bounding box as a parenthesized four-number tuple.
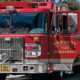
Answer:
(25, 43, 41, 57)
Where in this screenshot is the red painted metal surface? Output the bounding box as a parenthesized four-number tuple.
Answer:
(0, 1, 79, 67)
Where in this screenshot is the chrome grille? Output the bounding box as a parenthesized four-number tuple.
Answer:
(0, 37, 23, 60)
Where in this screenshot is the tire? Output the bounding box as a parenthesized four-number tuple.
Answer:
(73, 65, 80, 73)
(0, 74, 7, 80)
(59, 71, 67, 80)
(73, 56, 80, 73)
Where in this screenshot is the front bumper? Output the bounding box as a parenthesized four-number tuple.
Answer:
(0, 64, 48, 74)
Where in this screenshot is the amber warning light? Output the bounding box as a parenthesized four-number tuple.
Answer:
(33, 37, 40, 42)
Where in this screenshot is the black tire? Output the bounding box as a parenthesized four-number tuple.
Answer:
(73, 57, 80, 73)
(0, 74, 7, 80)
(59, 71, 67, 80)
(73, 65, 80, 73)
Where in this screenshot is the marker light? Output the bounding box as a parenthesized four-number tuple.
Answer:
(33, 37, 40, 42)
(25, 43, 41, 57)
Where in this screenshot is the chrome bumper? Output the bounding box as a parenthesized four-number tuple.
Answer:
(0, 64, 48, 74)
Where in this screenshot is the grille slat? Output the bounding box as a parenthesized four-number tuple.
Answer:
(0, 37, 23, 61)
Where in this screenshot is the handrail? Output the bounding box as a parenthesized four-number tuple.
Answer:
(0, 0, 51, 2)
(26, 0, 51, 2)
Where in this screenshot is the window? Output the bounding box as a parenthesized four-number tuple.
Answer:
(0, 12, 48, 34)
(52, 12, 78, 34)
(68, 13, 78, 33)
(29, 13, 48, 33)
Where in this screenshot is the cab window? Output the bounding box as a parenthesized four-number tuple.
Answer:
(52, 12, 78, 34)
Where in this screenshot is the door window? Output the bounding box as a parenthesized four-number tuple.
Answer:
(51, 13, 78, 34)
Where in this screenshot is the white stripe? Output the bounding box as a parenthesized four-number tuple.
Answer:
(25, 59, 74, 64)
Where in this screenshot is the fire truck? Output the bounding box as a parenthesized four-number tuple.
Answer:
(0, 0, 79, 80)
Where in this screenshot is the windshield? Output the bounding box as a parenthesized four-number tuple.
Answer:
(0, 12, 48, 34)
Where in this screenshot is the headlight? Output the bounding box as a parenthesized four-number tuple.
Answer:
(0, 53, 9, 61)
(25, 51, 41, 57)
(25, 43, 41, 57)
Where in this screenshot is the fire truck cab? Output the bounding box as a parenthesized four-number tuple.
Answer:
(50, 10, 80, 77)
(51, 10, 79, 73)
(0, 1, 53, 79)
(0, 0, 79, 80)
(50, 10, 80, 72)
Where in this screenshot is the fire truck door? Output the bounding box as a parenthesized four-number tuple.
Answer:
(49, 12, 78, 64)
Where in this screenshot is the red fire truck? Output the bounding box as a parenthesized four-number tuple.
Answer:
(0, 0, 79, 80)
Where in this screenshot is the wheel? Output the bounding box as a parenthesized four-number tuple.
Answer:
(73, 56, 80, 73)
(59, 71, 66, 80)
(73, 65, 80, 73)
(0, 74, 7, 80)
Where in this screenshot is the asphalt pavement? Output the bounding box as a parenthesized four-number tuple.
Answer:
(63, 73, 80, 80)
(6, 72, 80, 80)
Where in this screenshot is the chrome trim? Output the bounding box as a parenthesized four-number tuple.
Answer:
(25, 59, 74, 64)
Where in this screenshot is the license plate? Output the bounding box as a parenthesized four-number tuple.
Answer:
(0, 65, 10, 71)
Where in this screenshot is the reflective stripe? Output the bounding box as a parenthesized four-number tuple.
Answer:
(25, 59, 74, 64)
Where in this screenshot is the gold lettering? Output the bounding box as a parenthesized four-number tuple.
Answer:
(60, 40, 63, 44)
(53, 50, 76, 54)
(53, 40, 77, 46)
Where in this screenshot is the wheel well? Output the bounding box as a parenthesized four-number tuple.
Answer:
(72, 55, 80, 73)
(73, 55, 80, 64)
